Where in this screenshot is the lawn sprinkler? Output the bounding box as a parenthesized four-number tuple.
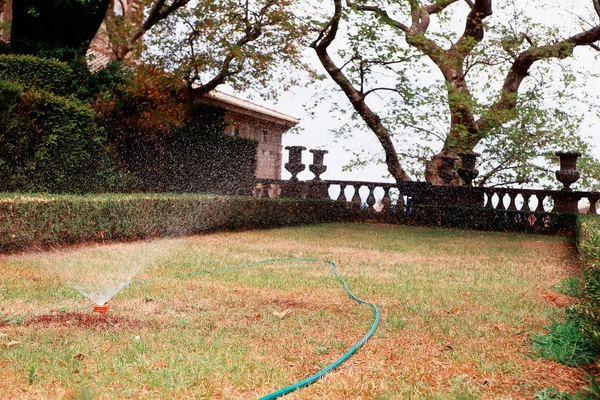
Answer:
(93, 304, 109, 314)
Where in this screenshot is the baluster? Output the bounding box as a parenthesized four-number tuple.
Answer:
(366, 185, 376, 209)
(588, 197, 598, 215)
(507, 193, 517, 211)
(381, 187, 392, 211)
(521, 194, 531, 212)
(339, 184, 348, 202)
(484, 192, 494, 209)
(351, 185, 361, 204)
(396, 192, 406, 208)
(535, 194, 545, 212)
(496, 192, 506, 210)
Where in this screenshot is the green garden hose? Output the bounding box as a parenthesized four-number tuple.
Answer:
(128, 257, 380, 399)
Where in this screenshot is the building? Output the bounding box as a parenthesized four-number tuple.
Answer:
(202, 91, 298, 179)
(0, 0, 11, 44)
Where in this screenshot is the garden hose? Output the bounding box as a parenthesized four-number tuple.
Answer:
(127, 257, 380, 399)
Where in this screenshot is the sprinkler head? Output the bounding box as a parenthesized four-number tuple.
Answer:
(93, 305, 108, 314)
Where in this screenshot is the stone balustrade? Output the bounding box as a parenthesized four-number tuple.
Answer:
(255, 178, 599, 215)
(254, 147, 599, 220)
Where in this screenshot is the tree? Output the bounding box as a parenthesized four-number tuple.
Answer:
(8, 0, 111, 57)
(311, 0, 600, 187)
(97, 0, 310, 100)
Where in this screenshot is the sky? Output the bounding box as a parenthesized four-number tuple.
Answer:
(222, 1, 600, 185)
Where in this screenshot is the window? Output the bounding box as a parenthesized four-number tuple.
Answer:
(262, 129, 268, 142)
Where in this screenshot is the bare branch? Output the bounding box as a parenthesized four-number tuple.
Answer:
(463, 0, 475, 9)
(363, 87, 402, 97)
(594, 0, 600, 19)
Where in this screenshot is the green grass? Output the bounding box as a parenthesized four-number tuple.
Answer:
(552, 277, 583, 298)
(0, 223, 584, 399)
(531, 319, 598, 366)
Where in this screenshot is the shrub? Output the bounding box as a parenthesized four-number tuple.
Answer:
(0, 54, 75, 96)
(572, 215, 600, 345)
(0, 81, 108, 193)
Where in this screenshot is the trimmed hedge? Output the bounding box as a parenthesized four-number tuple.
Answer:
(0, 194, 361, 253)
(0, 54, 75, 96)
(573, 215, 600, 344)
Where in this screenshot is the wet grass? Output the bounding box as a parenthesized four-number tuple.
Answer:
(0, 223, 586, 399)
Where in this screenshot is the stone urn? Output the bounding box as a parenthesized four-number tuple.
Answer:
(458, 152, 480, 187)
(309, 149, 328, 181)
(555, 150, 581, 191)
(284, 146, 306, 181)
(439, 155, 458, 185)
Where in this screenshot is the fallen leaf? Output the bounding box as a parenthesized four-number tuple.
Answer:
(2, 340, 21, 347)
(253, 313, 261, 319)
(441, 342, 453, 351)
(272, 309, 292, 319)
(72, 353, 85, 361)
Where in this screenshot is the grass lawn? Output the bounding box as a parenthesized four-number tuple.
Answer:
(0, 223, 584, 399)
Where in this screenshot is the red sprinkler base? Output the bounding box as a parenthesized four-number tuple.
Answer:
(93, 305, 108, 314)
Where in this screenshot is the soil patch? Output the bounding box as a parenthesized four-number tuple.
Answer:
(1, 312, 149, 330)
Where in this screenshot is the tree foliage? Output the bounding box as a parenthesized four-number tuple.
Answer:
(311, 0, 600, 189)
(9, 0, 111, 57)
(96, 0, 312, 100)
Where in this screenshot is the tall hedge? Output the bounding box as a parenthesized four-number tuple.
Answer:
(0, 54, 75, 96)
(108, 103, 258, 195)
(0, 82, 107, 193)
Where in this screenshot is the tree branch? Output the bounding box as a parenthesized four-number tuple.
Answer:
(479, 24, 600, 133)
(594, 0, 600, 20)
(189, 0, 276, 97)
(115, 0, 192, 60)
(346, 0, 409, 32)
(363, 87, 402, 98)
(452, 0, 492, 59)
(312, 0, 411, 182)
(423, 0, 459, 15)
